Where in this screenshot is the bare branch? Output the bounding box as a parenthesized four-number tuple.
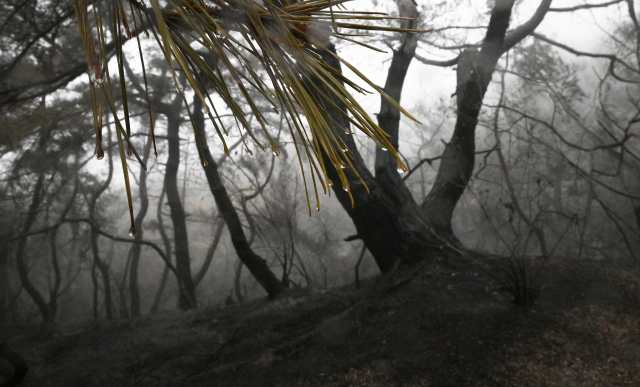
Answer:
(10, 218, 179, 278)
(503, 0, 552, 51)
(414, 54, 459, 67)
(549, 0, 623, 12)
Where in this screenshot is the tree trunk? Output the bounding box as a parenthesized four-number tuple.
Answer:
(15, 173, 55, 323)
(88, 126, 115, 320)
(0, 242, 8, 326)
(421, 1, 515, 237)
(128, 132, 153, 317)
(150, 187, 172, 315)
(164, 97, 197, 310)
(193, 95, 285, 299)
(313, 43, 436, 273)
(315, 0, 545, 271)
(310, 1, 436, 272)
(14, 124, 58, 323)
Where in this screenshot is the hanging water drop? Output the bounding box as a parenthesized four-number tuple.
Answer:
(128, 226, 136, 237)
(328, 180, 334, 187)
(89, 71, 103, 85)
(96, 146, 104, 160)
(381, 147, 388, 152)
(315, 205, 320, 211)
(397, 165, 407, 173)
(340, 164, 346, 169)
(343, 186, 348, 192)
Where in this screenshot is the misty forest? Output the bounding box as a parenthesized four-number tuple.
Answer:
(1, 0, 640, 385)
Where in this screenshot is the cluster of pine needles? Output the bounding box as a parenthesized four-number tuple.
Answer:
(73, 0, 425, 233)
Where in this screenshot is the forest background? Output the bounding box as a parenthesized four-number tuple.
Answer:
(0, 0, 639, 326)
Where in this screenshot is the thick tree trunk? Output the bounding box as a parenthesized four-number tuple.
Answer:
(164, 98, 197, 310)
(313, 44, 436, 273)
(310, 1, 438, 272)
(315, 0, 543, 271)
(193, 96, 284, 298)
(421, 2, 515, 238)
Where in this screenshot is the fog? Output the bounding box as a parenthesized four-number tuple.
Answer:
(1, 0, 638, 328)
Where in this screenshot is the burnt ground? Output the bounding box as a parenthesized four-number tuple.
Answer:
(4, 254, 640, 387)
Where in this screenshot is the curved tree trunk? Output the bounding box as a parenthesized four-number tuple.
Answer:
(421, 1, 516, 237)
(128, 132, 153, 317)
(164, 97, 197, 310)
(192, 95, 284, 299)
(311, 1, 436, 272)
(88, 126, 115, 320)
(314, 43, 435, 273)
(15, 172, 54, 323)
(14, 124, 58, 323)
(316, 0, 550, 271)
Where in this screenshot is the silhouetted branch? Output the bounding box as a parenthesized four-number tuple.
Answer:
(10, 218, 179, 278)
(550, 0, 622, 12)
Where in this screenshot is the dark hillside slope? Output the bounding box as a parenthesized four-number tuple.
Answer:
(5, 256, 640, 386)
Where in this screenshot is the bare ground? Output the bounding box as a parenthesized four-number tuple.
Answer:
(4, 254, 640, 387)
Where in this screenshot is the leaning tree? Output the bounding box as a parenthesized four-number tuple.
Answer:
(72, 0, 580, 277)
(16, 0, 630, 302)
